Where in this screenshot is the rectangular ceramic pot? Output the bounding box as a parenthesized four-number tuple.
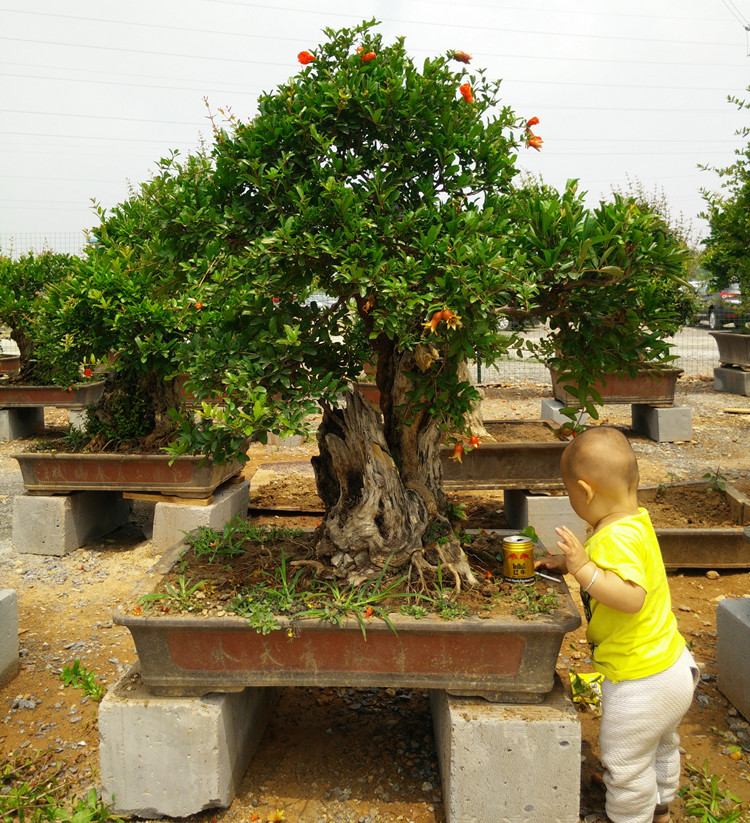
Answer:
(0, 355, 20, 374)
(440, 420, 566, 490)
(0, 381, 106, 409)
(549, 367, 682, 407)
(11, 452, 244, 498)
(115, 536, 582, 700)
(710, 331, 750, 370)
(640, 481, 750, 569)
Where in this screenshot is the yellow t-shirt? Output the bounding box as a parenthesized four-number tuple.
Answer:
(582, 508, 685, 683)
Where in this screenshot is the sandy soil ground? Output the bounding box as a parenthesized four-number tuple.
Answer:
(1, 376, 749, 822)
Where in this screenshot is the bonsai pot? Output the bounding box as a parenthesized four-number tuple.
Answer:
(440, 419, 567, 490)
(640, 480, 750, 569)
(549, 365, 682, 407)
(0, 381, 106, 409)
(114, 534, 581, 700)
(710, 331, 750, 370)
(0, 354, 20, 374)
(11, 452, 244, 498)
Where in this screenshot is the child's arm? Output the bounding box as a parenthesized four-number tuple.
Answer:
(554, 525, 646, 614)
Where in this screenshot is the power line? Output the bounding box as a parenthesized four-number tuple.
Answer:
(0, 108, 208, 128)
(1, 4, 743, 48)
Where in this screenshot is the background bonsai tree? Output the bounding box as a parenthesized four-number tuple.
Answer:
(0, 250, 85, 385)
(39, 20, 689, 587)
(700, 87, 750, 331)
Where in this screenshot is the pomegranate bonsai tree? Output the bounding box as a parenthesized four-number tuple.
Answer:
(39, 21, 689, 586)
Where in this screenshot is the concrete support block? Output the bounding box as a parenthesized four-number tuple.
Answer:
(503, 488, 587, 552)
(0, 407, 45, 441)
(714, 366, 750, 397)
(0, 590, 19, 686)
(717, 597, 750, 722)
(431, 676, 581, 823)
(540, 398, 588, 427)
(12, 491, 132, 556)
(69, 408, 87, 432)
(631, 403, 692, 442)
(151, 479, 250, 555)
(99, 663, 275, 818)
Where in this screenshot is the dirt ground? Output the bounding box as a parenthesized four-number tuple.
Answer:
(1, 376, 750, 822)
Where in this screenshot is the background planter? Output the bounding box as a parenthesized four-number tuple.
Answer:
(0, 381, 105, 409)
(115, 535, 581, 699)
(440, 419, 567, 490)
(0, 354, 20, 374)
(640, 480, 750, 569)
(710, 331, 750, 370)
(549, 366, 682, 406)
(11, 452, 243, 498)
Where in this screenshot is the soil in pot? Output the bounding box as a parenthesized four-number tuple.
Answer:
(481, 420, 566, 443)
(639, 483, 738, 529)
(125, 526, 564, 624)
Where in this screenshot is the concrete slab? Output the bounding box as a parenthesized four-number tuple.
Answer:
(0, 407, 45, 441)
(540, 398, 588, 427)
(99, 663, 275, 818)
(12, 491, 132, 555)
(151, 478, 250, 555)
(431, 675, 581, 823)
(503, 489, 587, 552)
(631, 404, 692, 442)
(717, 597, 750, 722)
(714, 366, 750, 397)
(0, 590, 19, 686)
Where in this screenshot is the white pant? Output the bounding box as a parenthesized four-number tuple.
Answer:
(599, 646, 699, 823)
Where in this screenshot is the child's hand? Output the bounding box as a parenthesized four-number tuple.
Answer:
(554, 525, 589, 575)
(534, 554, 568, 574)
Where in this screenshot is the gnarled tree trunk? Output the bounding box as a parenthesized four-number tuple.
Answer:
(311, 348, 478, 589)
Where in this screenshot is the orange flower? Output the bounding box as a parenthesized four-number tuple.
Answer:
(356, 45, 364, 53)
(441, 308, 462, 329)
(525, 116, 540, 128)
(363, 606, 374, 617)
(298, 51, 316, 64)
(526, 132, 543, 151)
(459, 82, 473, 103)
(195, 301, 203, 310)
(469, 434, 480, 447)
(486, 570, 493, 579)
(361, 51, 377, 62)
(422, 310, 443, 334)
(453, 50, 472, 64)
(82, 367, 93, 378)
(450, 442, 464, 463)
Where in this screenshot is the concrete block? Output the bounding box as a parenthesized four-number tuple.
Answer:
(99, 663, 275, 818)
(12, 491, 132, 555)
(714, 366, 750, 397)
(69, 408, 87, 432)
(0, 590, 19, 686)
(503, 488, 587, 552)
(540, 398, 588, 427)
(151, 479, 250, 555)
(717, 597, 750, 721)
(0, 407, 45, 441)
(631, 403, 692, 442)
(431, 675, 581, 823)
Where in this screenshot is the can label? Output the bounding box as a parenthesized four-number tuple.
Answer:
(502, 535, 535, 583)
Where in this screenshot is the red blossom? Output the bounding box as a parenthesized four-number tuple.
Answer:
(356, 46, 364, 53)
(422, 310, 443, 334)
(469, 434, 480, 447)
(363, 606, 374, 617)
(298, 51, 316, 65)
(361, 51, 377, 62)
(195, 301, 203, 310)
(450, 442, 464, 463)
(525, 116, 540, 128)
(526, 132, 543, 151)
(82, 367, 93, 378)
(459, 82, 473, 103)
(453, 50, 472, 64)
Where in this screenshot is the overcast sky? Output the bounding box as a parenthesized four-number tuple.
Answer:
(2, 0, 750, 253)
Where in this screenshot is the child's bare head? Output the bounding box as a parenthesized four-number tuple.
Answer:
(560, 426, 639, 497)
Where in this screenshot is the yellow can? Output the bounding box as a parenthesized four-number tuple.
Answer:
(502, 535, 535, 583)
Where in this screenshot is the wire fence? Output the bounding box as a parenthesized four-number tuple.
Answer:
(2, 232, 724, 380)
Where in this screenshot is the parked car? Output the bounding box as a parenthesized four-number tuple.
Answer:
(692, 281, 745, 329)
